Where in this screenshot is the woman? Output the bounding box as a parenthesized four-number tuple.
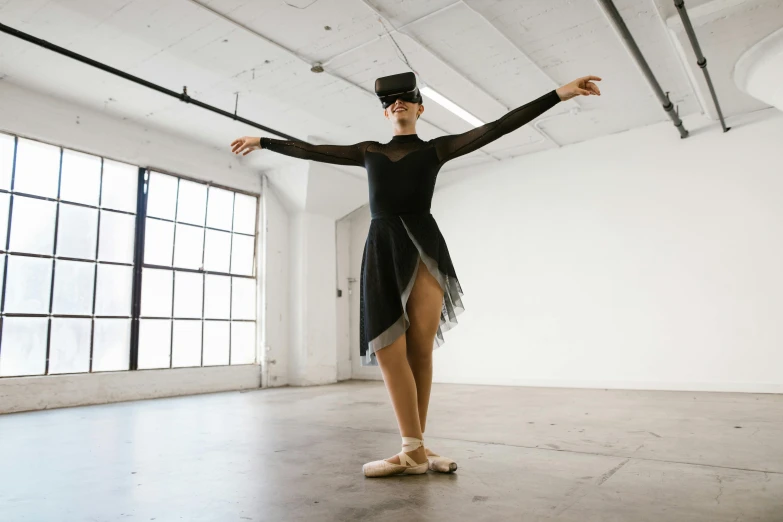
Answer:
(231, 74, 601, 477)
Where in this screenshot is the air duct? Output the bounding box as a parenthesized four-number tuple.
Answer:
(734, 27, 783, 113)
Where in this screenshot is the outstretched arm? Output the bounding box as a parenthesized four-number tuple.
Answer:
(231, 136, 371, 167)
(432, 76, 601, 164)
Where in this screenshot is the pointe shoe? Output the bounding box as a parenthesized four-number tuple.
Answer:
(363, 437, 429, 478)
(425, 447, 458, 473)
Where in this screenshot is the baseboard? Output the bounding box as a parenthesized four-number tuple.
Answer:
(429, 377, 783, 394)
(0, 365, 262, 414)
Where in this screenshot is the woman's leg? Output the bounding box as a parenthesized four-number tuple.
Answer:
(375, 333, 426, 464)
(405, 259, 445, 433)
(371, 257, 443, 468)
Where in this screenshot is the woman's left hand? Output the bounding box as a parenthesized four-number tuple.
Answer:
(556, 76, 602, 101)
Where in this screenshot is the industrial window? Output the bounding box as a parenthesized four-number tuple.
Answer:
(138, 171, 258, 369)
(0, 133, 258, 377)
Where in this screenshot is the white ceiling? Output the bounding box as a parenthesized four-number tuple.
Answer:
(0, 0, 780, 185)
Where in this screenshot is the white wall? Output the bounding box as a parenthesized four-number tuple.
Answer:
(280, 160, 367, 386)
(346, 109, 783, 393)
(287, 212, 340, 385)
(0, 366, 261, 414)
(335, 218, 352, 381)
(262, 182, 290, 387)
(0, 82, 261, 193)
(345, 205, 380, 381)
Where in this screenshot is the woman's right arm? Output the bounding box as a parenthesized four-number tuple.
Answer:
(231, 136, 371, 167)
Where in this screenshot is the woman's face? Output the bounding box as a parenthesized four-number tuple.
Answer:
(384, 99, 424, 125)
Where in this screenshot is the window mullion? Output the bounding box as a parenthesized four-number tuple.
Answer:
(129, 168, 149, 371)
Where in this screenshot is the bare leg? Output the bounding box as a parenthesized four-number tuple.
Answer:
(406, 259, 444, 433)
(375, 333, 426, 465)
(406, 259, 457, 472)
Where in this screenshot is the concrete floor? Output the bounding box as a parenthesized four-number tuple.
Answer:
(1, 381, 782, 522)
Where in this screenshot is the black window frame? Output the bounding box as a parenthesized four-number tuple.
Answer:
(0, 133, 260, 377)
(132, 167, 260, 370)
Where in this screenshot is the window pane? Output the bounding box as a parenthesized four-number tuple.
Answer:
(14, 139, 60, 198)
(0, 317, 48, 377)
(177, 180, 207, 226)
(94, 264, 132, 316)
(4, 255, 52, 314)
(203, 321, 229, 366)
(147, 172, 178, 220)
(0, 133, 14, 191)
(231, 277, 255, 320)
(52, 260, 95, 315)
(172, 321, 202, 368)
(101, 160, 137, 213)
(0, 255, 5, 299)
(48, 318, 91, 374)
(173, 223, 203, 270)
(60, 150, 101, 206)
(56, 204, 98, 260)
(173, 271, 203, 319)
(144, 218, 174, 266)
(206, 187, 233, 231)
(204, 275, 230, 319)
(138, 319, 171, 369)
(98, 211, 135, 264)
(204, 229, 230, 273)
(141, 268, 172, 317)
(0, 193, 9, 249)
(9, 196, 56, 255)
(92, 319, 130, 371)
(230, 234, 254, 276)
(233, 194, 256, 235)
(231, 322, 255, 365)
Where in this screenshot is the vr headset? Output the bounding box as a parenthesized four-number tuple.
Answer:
(375, 72, 423, 109)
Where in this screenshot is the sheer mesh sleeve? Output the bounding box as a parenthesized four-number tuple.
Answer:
(260, 138, 372, 167)
(432, 90, 561, 164)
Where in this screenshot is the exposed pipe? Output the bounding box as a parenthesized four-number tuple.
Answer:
(674, 0, 730, 132)
(0, 21, 301, 142)
(595, 0, 689, 139)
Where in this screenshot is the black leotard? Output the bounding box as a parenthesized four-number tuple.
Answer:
(260, 90, 561, 216)
(260, 89, 561, 365)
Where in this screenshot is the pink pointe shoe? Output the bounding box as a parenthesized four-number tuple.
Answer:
(363, 437, 429, 478)
(425, 447, 458, 473)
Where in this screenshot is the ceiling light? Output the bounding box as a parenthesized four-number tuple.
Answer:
(420, 85, 484, 127)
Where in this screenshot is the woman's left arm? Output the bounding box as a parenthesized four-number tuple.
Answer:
(432, 76, 601, 164)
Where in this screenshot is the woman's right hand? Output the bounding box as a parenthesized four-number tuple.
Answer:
(231, 136, 262, 156)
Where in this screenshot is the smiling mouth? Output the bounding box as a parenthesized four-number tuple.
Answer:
(393, 107, 407, 113)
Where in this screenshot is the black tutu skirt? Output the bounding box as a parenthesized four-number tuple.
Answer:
(359, 212, 464, 366)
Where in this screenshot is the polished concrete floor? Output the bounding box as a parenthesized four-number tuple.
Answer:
(1, 380, 782, 522)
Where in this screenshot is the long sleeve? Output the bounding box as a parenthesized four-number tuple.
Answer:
(260, 138, 372, 167)
(432, 90, 561, 164)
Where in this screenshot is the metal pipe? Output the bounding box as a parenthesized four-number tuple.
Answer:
(0, 21, 301, 142)
(674, 0, 730, 132)
(596, 0, 689, 138)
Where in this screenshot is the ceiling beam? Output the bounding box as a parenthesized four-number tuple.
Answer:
(186, 0, 456, 139)
(352, 0, 555, 150)
(187, 0, 548, 160)
(321, 1, 463, 67)
(459, 1, 582, 110)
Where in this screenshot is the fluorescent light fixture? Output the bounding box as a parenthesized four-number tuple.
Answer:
(420, 85, 485, 127)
